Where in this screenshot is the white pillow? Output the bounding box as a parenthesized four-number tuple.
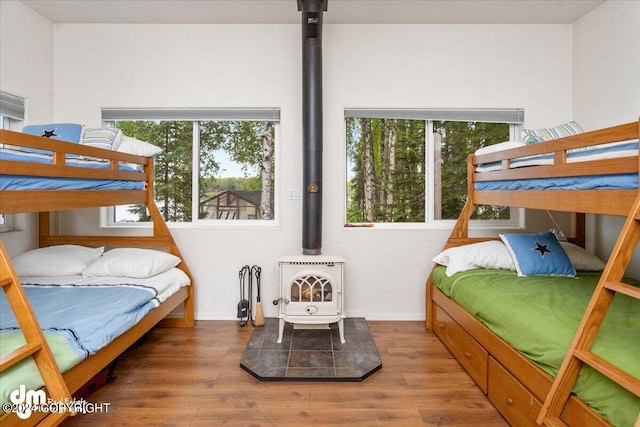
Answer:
(560, 242, 606, 271)
(83, 248, 181, 278)
(433, 240, 515, 277)
(475, 141, 526, 156)
(116, 135, 163, 157)
(12, 245, 104, 277)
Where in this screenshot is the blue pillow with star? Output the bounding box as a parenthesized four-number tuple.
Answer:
(22, 123, 84, 143)
(20, 123, 84, 156)
(500, 231, 576, 277)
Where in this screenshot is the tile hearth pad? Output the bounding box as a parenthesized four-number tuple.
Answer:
(240, 318, 382, 381)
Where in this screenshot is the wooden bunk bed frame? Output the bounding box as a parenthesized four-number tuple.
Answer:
(426, 119, 640, 427)
(0, 129, 195, 426)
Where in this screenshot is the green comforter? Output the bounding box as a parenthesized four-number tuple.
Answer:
(431, 266, 640, 427)
(0, 332, 81, 414)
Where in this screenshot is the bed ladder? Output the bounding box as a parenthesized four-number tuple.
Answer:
(537, 193, 640, 427)
(0, 240, 73, 426)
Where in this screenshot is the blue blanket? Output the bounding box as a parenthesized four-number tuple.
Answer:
(0, 284, 158, 359)
(0, 147, 144, 190)
(474, 140, 638, 191)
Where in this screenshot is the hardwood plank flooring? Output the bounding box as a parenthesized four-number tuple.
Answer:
(61, 320, 507, 426)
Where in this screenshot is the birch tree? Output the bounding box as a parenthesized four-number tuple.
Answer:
(260, 121, 274, 220)
(361, 118, 376, 220)
(384, 119, 397, 220)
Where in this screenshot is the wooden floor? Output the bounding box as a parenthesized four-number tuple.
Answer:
(61, 320, 508, 426)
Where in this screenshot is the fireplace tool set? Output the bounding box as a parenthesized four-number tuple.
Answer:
(237, 265, 265, 327)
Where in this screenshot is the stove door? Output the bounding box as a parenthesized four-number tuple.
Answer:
(284, 269, 340, 317)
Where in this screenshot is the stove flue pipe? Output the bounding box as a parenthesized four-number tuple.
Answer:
(298, 0, 327, 255)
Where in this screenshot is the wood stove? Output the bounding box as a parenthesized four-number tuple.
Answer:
(276, 255, 345, 343)
(273, 1, 346, 343)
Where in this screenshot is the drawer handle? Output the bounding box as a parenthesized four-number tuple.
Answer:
(464, 351, 471, 358)
(506, 397, 514, 406)
(438, 323, 445, 329)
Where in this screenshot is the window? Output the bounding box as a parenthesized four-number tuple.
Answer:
(103, 108, 278, 225)
(345, 109, 523, 226)
(0, 91, 25, 127)
(0, 214, 12, 233)
(0, 91, 26, 233)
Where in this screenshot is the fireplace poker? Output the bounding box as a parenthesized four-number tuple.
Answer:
(237, 265, 250, 326)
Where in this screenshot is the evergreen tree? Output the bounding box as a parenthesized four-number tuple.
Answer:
(117, 119, 275, 222)
(347, 118, 507, 223)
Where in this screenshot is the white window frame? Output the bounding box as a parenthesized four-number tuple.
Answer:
(101, 108, 280, 228)
(0, 214, 13, 233)
(0, 91, 26, 233)
(344, 108, 524, 229)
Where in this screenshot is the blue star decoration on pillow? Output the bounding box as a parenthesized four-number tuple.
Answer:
(500, 231, 576, 277)
(41, 129, 58, 138)
(532, 242, 552, 257)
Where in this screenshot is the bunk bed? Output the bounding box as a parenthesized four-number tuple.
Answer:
(426, 119, 640, 427)
(0, 129, 195, 426)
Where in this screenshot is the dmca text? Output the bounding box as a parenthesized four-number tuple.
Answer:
(4, 385, 110, 419)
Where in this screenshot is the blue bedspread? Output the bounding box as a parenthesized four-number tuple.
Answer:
(474, 173, 638, 191)
(0, 147, 144, 190)
(474, 140, 638, 191)
(0, 284, 158, 359)
(0, 284, 161, 411)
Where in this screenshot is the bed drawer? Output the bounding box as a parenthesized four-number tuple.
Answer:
(433, 303, 488, 393)
(488, 357, 541, 427)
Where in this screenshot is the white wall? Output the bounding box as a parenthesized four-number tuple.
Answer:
(0, 0, 53, 124)
(0, 0, 54, 256)
(573, 1, 640, 129)
(2, 9, 577, 319)
(573, 0, 640, 276)
(49, 23, 573, 320)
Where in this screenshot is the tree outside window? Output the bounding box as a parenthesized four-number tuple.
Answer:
(114, 119, 276, 223)
(346, 116, 511, 224)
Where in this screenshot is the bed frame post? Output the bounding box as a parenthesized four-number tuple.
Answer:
(147, 196, 195, 328)
(426, 157, 477, 331)
(38, 212, 50, 247)
(145, 159, 194, 327)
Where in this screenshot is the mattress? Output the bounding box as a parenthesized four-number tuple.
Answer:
(474, 140, 638, 191)
(0, 146, 145, 190)
(431, 266, 640, 427)
(0, 268, 190, 410)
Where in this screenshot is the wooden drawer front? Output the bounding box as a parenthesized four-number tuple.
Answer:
(434, 303, 488, 393)
(488, 357, 541, 427)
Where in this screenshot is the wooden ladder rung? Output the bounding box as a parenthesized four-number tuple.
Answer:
(0, 342, 43, 372)
(604, 280, 640, 299)
(574, 349, 640, 396)
(0, 276, 13, 287)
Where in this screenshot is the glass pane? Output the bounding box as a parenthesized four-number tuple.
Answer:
(301, 283, 311, 302)
(434, 121, 510, 220)
(115, 121, 194, 222)
(198, 121, 275, 221)
(291, 283, 300, 302)
(346, 118, 426, 223)
(323, 283, 332, 302)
